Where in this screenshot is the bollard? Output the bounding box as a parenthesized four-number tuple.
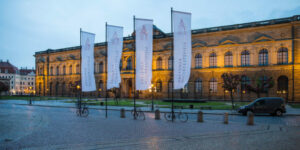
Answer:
(197, 111, 203, 122)
(224, 112, 228, 124)
(155, 109, 160, 120)
(247, 111, 254, 125)
(120, 108, 125, 118)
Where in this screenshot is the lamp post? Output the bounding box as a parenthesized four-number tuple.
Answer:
(76, 85, 81, 110)
(150, 84, 154, 111)
(29, 86, 32, 105)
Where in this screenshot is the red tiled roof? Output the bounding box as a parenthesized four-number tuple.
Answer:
(0, 61, 18, 74)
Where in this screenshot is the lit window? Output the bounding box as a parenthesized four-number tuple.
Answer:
(209, 52, 217, 68)
(277, 47, 288, 64)
(195, 54, 202, 68)
(168, 56, 173, 70)
(224, 51, 233, 67)
(156, 57, 162, 70)
(209, 78, 217, 92)
(195, 78, 202, 93)
(259, 49, 268, 66)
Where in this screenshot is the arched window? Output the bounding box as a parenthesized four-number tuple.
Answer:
(259, 49, 268, 66)
(168, 56, 173, 70)
(277, 47, 288, 64)
(156, 57, 162, 70)
(241, 50, 250, 66)
(195, 54, 202, 68)
(55, 82, 59, 95)
(156, 80, 162, 92)
(69, 65, 72, 75)
(62, 82, 66, 96)
(38, 82, 42, 95)
(224, 51, 233, 67)
(182, 83, 189, 93)
(241, 75, 250, 92)
(259, 76, 269, 92)
(126, 57, 132, 70)
(49, 82, 53, 96)
(50, 66, 53, 75)
(209, 78, 217, 92)
(63, 65, 66, 75)
(99, 80, 103, 91)
(56, 66, 59, 75)
(195, 78, 202, 93)
(277, 76, 288, 92)
(209, 52, 217, 68)
(39, 67, 43, 75)
(99, 62, 104, 73)
(76, 64, 80, 74)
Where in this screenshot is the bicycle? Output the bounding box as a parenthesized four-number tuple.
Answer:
(164, 106, 188, 122)
(131, 108, 145, 120)
(76, 103, 89, 117)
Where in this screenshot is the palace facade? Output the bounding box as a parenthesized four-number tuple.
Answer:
(35, 15, 300, 102)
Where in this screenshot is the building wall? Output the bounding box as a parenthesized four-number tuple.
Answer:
(35, 16, 300, 102)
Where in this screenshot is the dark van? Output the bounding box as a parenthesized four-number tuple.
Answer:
(238, 97, 286, 116)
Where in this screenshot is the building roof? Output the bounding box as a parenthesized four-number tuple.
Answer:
(0, 60, 18, 74)
(19, 68, 35, 75)
(35, 15, 300, 55)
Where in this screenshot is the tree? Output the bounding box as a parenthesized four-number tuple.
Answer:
(0, 81, 9, 97)
(221, 73, 240, 109)
(246, 76, 274, 98)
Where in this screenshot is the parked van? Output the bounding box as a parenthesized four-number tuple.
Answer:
(238, 97, 286, 116)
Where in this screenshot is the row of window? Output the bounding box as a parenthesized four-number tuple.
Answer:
(152, 75, 288, 93)
(42, 47, 289, 75)
(44, 75, 288, 96)
(154, 47, 288, 69)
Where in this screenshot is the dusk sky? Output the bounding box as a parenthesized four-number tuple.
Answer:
(0, 0, 300, 69)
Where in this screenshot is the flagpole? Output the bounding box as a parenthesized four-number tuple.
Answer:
(79, 28, 82, 114)
(105, 22, 108, 118)
(133, 15, 137, 120)
(171, 7, 174, 122)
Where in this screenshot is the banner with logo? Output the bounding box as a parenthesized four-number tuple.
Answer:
(135, 18, 153, 90)
(107, 25, 123, 89)
(172, 10, 192, 89)
(81, 31, 96, 91)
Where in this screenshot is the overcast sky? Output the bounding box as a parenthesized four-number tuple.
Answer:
(0, 0, 300, 69)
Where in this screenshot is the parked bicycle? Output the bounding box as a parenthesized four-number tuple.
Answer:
(76, 102, 89, 117)
(131, 107, 145, 120)
(164, 106, 188, 122)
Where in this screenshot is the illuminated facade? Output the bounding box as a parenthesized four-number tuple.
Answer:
(0, 60, 35, 95)
(35, 15, 300, 102)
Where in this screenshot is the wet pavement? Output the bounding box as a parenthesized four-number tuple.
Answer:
(1, 99, 300, 116)
(1, 101, 300, 149)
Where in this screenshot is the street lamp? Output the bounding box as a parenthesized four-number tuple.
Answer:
(29, 86, 32, 105)
(150, 84, 154, 111)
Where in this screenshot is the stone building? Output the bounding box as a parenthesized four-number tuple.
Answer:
(0, 60, 35, 95)
(35, 15, 300, 102)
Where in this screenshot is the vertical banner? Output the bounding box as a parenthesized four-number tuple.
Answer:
(172, 10, 192, 89)
(107, 25, 123, 89)
(135, 18, 153, 90)
(81, 31, 96, 91)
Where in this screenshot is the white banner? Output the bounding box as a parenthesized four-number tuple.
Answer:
(107, 25, 123, 90)
(173, 10, 192, 89)
(135, 18, 153, 90)
(81, 31, 96, 92)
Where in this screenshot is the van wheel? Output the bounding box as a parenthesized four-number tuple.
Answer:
(275, 110, 282, 116)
